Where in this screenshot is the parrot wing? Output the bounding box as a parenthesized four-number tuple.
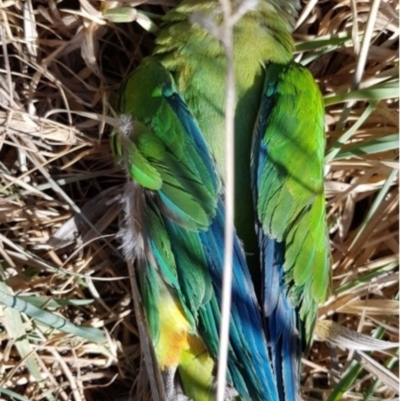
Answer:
(113, 58, 278, 401)
(251, 61, 331, 401)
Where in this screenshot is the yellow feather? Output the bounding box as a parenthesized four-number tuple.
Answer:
(156, 287, 192, 369)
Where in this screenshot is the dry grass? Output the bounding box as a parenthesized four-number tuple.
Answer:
(0, 1, 398, 401)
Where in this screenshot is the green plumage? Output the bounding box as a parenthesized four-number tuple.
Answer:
(114, 60, 217, 231)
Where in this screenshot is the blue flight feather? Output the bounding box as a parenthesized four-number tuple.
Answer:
(199, 201, 279, 401)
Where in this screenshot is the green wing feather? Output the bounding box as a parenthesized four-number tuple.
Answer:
(113, 59, 218, 232)
(256, 61, 330, 342)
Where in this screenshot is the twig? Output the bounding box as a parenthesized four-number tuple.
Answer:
(216, 0, 235, 400)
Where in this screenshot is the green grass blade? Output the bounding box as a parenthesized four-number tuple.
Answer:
(335, 133, 399, 160)
(351, 168, 398, 247)
(324, 79, 398, 106)
(327, 327, 386, 401)
(336, 261, 398, 294)
(0, 288, 106, 343)
(0, 281, 42, 384)
(19, 296, 95, 308)
(327, 360, 363, 401)
(363, 354, 399, 401)
(295, 32, 354, 52)
(325, 102, 377, 163)
(0, 386, 32, 401)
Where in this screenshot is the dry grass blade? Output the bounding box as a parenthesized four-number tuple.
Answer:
(0, 0, 398, 400)
(355, 351, 399, 392)
(315, 320, 398, 351)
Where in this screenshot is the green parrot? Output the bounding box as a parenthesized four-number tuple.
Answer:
(112, 0, 330, 400)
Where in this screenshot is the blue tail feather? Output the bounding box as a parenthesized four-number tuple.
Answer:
(199, 201, 279, 401)
(261, 233, 299, 401)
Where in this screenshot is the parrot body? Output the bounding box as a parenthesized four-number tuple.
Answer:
(113, 1, 330, 400)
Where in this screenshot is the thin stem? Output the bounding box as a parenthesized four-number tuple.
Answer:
(216, 0, 235, 400)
